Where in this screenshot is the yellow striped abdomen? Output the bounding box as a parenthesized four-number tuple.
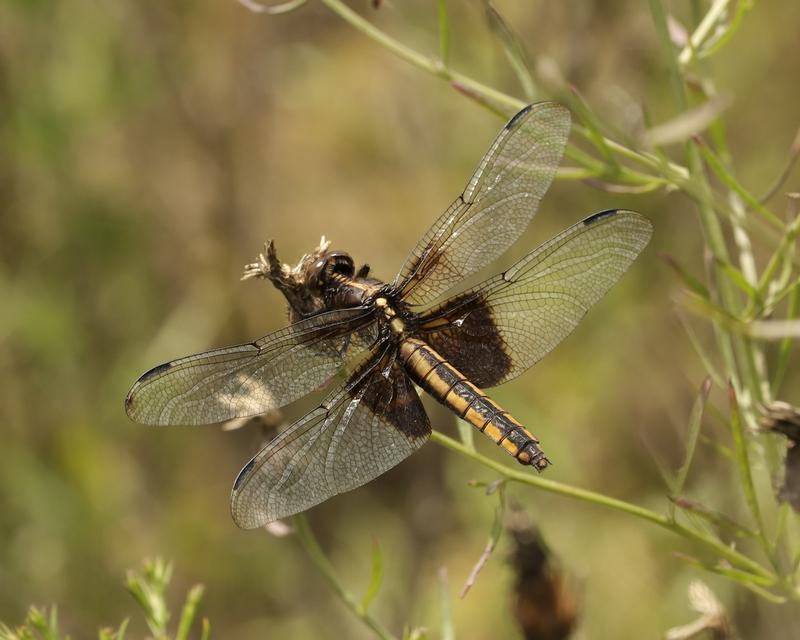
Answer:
(399, 338, 549, 469)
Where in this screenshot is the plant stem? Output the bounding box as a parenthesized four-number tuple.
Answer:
(294, 514, 398, 640)
(317, 0, 690, 186)
(429, 430, 777, 585)
(678, 0, 735, 66)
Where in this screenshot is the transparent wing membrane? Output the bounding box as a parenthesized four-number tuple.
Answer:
(125, 307, 378, 425)
(231, 349, 431, 528)
(395, 102, 570, 306)
(419, 210, 653, 388)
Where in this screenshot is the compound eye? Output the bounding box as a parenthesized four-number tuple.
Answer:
(331, 255, 355, 278)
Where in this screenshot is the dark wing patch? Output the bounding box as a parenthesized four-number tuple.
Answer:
(418, 210, 653, 388)
(393, 102, 570, 307)
(125, 306, 379, 426)
(230, 348, 431, 528)
(419, 292, 512, 388)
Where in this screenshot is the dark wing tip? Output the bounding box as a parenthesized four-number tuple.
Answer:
(582, 209, 654, 245)
(505, 101, 572, 132)
(583, 209, 621, 226)
(125, 361, 173, 420)
(505, 104, 534, 130)
(124, 390, 136, 416)
(138, 361, 173, 382)
(231, 457, 263, 529)
(232, 457, 259, 492)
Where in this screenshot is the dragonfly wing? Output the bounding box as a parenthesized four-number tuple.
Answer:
(394, 102, 570, 306)
(125, 307, 379, 425)
(417, 210, 653, 387)
(231, 347, 431, 528)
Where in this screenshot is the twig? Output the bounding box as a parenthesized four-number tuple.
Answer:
(429, 430, 777, 586)
(293, 514, 398, 640)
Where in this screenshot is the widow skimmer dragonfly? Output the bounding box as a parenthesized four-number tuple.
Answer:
(125, 102, 652, 529)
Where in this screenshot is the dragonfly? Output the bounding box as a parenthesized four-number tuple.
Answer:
(125, 102, 652, 529)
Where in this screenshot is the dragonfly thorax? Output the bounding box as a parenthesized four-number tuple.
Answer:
(375, 296, 406, 335)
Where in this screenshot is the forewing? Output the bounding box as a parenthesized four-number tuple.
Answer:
(418, 210, 653, 387)
(231, 349, 431, 528)
(394, 102, 570, 306)
(125, 307, 379, 425)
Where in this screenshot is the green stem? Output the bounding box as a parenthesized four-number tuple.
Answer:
(430, 430, 777, 584)
(318, 0, 517, 109)
(678, 0, 735, 66)
(294, 514, 398, 640)
(317, 0, 690, 185)
(651, 0, 766, 413)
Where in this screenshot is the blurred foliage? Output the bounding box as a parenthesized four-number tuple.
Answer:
(2, 0, 800, 638)
(0, 559, 207, 640)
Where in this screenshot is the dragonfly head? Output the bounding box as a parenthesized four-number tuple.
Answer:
(307, 250, 355, 293)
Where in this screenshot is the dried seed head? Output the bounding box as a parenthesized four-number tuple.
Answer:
(241, 236, 335, 321)
(760, 401, 800, 513)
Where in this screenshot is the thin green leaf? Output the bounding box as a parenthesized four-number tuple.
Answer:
(735, 579, 787, 604)
(715, 258, 760, 302)
(670, 496, 757, 539)
(671, 552, 776, 589)
(583, 177, 667, 193)
(105, 619, 129, 640)
(481, 1, 536, 101)
(649, 0, 688, 111)
(678, 0, 735, 66)
(460, 485, 505, 597)
(563, 144, 605, 176)
(200, 618, 211, 640)
(26, 607, 56, 639)
(772, 283, 799, 393)
(702, 403, 737, 461)
(360, 538, 384, 614)
(773, 501, 790, 558)
(674, 377, 712, 495)
(697, 140, 784, 229)
(675, 310, 725, 389)
(556, 166, 598, 181)
(293, 515, 398, 640)
(758, 128, 800, 204)
(437, 0, 450, 68)
(696, 0, 755, 61)
(645, 440, 681, 492)
(175, 585, 205, 640)
(661, 252, 710, 298)
(457, 420, 475, 452)
(438, 568, 454, 640)
(125, 560, 172, 637)
(728, 383, 770, 556)
(757, 200, 800, 303)
(642, 94, 732, 147)
(566, 86, 618, 170)
(679, 289, 741, 331)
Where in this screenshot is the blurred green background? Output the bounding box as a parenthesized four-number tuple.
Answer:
(2, 1, 799, 638)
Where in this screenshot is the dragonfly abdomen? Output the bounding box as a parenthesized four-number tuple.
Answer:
(399, 338, 550, 469)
